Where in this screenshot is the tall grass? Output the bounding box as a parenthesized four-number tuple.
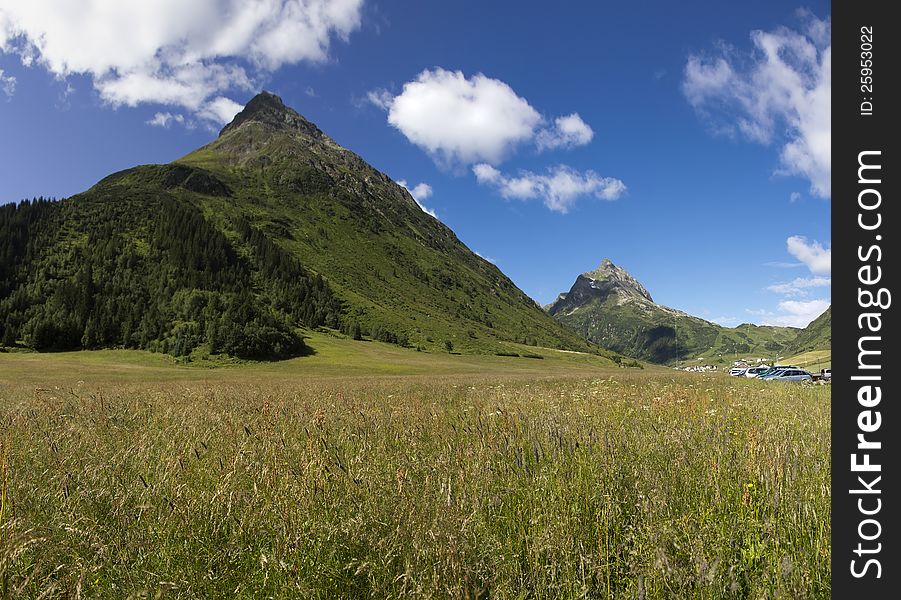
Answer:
(1, 372, 829, 598)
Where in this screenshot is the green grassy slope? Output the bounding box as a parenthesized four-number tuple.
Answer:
(686, 323, 803, 366)
(782, 349, 831, 371)
(783, 306, 831, 356)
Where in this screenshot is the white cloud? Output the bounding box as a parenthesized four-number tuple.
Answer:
(473, 163, 626, 213)
(472, 163, 502, 183)
(0, 0, 364, 123)
(146, 112, 185, 128)
(790, 191, 801, 203)
(366, 88, 394, 111)
(0, 68, 14, 98)
(397, 179, 438, 218)
(759, 233, 831, 327)
(409, 183, 432, 201)
(786, 235, 830, 275)
(197, 96, 244, 125)
(683, 12, 831, 197)
(536, 113, 594, 151)
(766, 276, 831, 296)
(760, 299, 830, 328)
(375, 69, 541, 166)
(371, 69, 598, 167)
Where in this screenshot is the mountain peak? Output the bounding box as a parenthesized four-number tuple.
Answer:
(219, 91, 323, 138)
(582, 259, 652, 302)
(585, 258, 615, 278)
(546, 259, 653, 319)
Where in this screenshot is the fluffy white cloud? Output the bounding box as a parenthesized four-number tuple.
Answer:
(372, 69, 598, 167)
(786, 235, 830, 275)
(535, 113, 594, 151)
(473, 163, 625, 213)
(0, 0, 364, 123)
(758, 234, 830, 327)
(683, 12, 831, 197)
(472, 164, 502, 183)
(197, 96, 244, 125)
(766, 276, 831, 296)
(760, 299, 830, 328)
(0, 68, 14, 98)
(409, 183, 432, 201)
(376, 69, 541, 166)
(95, 63, 253, 114)
(397, 179, 437, 218)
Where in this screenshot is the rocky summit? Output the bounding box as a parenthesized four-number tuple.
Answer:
(547, 258, 653, 316)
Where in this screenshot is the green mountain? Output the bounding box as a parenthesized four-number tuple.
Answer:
(0, 92, 598, 359)
(546, 259, 798, 364)
(783, 306, 831, 356)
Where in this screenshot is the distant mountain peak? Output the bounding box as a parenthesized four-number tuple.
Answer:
(219, 91, 323, 138)
(582, 259, 653, 303)
(546, 259, 802, 364)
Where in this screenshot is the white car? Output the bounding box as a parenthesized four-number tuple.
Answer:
(729, 367, 748, 376)
(764, 368, 813, 382)
(745, 366, 770, 378)
(821, 368, 832, 380)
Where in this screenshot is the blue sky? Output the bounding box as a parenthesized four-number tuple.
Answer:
(0, 1, 831, 327)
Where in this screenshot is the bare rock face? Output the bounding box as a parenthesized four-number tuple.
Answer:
(547, 258, 653, 317)
(219, 91, 324, 138)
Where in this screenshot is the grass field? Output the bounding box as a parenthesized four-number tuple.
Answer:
(0, 337, 830, 598)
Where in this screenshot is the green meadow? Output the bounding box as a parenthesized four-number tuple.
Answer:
(0, 336, 830, 598)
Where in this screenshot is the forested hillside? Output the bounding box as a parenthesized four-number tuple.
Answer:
(0, 172, 340, 358)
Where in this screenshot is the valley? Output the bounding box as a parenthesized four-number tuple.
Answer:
(0, 93, 831, 598)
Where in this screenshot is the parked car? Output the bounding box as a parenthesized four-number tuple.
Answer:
(756, 365, 798, 379)
(763, 368, 813, 382)
(745, 366, 770, 378)
(729, 367, 748, 376)
(821, 368, 832, 380)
